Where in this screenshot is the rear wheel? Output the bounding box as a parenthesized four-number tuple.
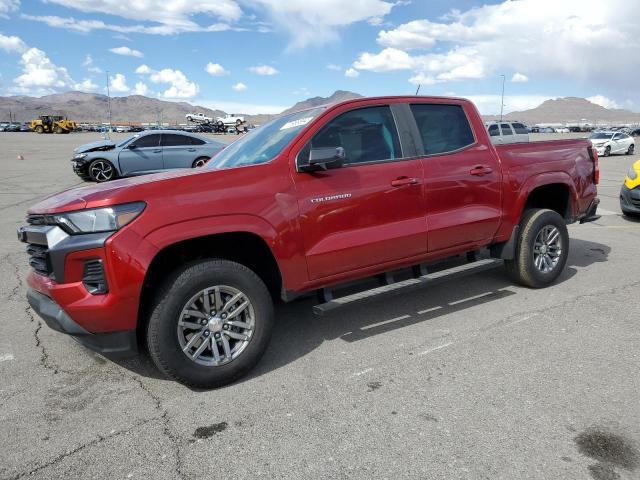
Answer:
(192, 156, 209, 168)
(505, 209, 569, 288)
(54, 125, 63, 134)
(627, 144, 635, 155)
(88, 159, 117, 182)
(146, 259, 274, 388)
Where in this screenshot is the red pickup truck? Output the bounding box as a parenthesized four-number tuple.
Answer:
(19, 96, 600, 387)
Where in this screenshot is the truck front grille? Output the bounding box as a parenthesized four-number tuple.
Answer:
(25, 243, 51, 277)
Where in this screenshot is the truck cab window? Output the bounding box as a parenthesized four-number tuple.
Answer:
(410, 104, 475, 155)
(500, 124, 514, 135)
(299, 106, 401, 165)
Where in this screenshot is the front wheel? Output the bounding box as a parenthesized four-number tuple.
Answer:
(505, 209, 569, 288)
(192, 156, 209, 168)
(88, 159, 117, 182)
(604, 146, 611, 157)
(146, 259, 274, 388)
(627, 144, 635, 155)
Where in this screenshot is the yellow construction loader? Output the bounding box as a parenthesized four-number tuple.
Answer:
(30, 115, 76, 134)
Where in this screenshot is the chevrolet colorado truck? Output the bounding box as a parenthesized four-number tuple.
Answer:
(18, 96, 600, 388)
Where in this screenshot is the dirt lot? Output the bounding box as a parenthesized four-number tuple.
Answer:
(1, 131, 639, 480)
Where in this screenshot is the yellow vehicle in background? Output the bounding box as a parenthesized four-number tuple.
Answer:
(29, 115, 76, 134)
(620, 159, 640, 217)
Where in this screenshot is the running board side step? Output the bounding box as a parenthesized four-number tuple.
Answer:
(313, 258, 503, 316)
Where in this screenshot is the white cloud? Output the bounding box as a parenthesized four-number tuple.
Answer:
(135, 64, 153, 75)
(138, 67, 199, 98)
(326, 63, 342, 71)
(0, 32, 26, 53)
(205, 62, 230, 76)
(13, 47, 76, 93)
(109, 73, 129, 93)
(345, 68, 359, 78)
(34, 0, 241, 34)
(292, 87, 310, 96)
(232, 82, 247, 92)
(200, 99, 287, 115)
(353, 47, 413, 72)
(587, 95, 620, 109)
(109, 46, 143, 57)
(511, 72, 529, 83)
(355, 0, 640, 93)
(0, 0, 19, 18)
(82, 53, 103, 73)
(75, 78, 98, 91)
(133, 81, 149, 96)
(252, 0, 396, 49)
(248, 64, 279, 75)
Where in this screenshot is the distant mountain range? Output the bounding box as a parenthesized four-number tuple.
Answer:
(484, 97, 640, 124)
(1, 91, 638, 125)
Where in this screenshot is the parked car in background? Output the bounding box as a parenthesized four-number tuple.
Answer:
(486, 121, 529, 144)
(630, 128, 640, 137)
(70, 130, 225, 182)
(114, 125, 132, 133)
(589, 131, 635, 156)
(554, 127, 570, 133)
(186, 112, 213, 123)
(620, 159, 640, 217)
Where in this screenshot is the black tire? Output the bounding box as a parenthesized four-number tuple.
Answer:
(54, 125, 63, 134)
(88, 159, 117, 182)
(604, 146, 611, 157)
(192, 156, 209, 168)
(627, 144, 635, 155)
(35, 125, 44, 134)
(146, 259, 274, 388)
(504, 208, 569, 288)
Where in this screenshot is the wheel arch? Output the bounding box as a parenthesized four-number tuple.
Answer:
(515, 173, 578, 223)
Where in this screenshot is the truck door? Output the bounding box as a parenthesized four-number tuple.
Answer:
(408, 102, 502, 252)
(118, 133, 163, 175)
(292, 104, 426, 280)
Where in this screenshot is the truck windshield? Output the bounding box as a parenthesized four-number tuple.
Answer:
(589, 133, 613, 140)
(207, 107, 325, 169)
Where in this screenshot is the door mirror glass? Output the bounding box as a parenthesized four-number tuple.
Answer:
(127, 143, 137, 149)
(303, 147, 345, 171)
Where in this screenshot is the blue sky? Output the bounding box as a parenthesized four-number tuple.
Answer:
(0, 0, 638, 114)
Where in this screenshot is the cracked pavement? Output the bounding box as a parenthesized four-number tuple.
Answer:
(0, 132, 639, 479)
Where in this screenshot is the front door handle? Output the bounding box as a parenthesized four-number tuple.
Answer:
(152, 149, 162, 153)
(391, 176, 420, 187)
(469, 165, 493, 176)
(187, 148, 196, 152)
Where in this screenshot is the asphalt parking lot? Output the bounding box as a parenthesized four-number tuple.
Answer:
(1, 132, 639, 480)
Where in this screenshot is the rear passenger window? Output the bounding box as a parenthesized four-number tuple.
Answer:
(190, 136, 206, 145)
(410, 104, 475, 155)
(500, 124, 514, 135)
(162, 134, 191, 147)
(488, 125, 500, 137)
(300, 106, 402, 165)
(512, 123, 528, 134)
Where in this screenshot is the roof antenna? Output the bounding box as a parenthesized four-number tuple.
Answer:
(415, 84, 421, 95)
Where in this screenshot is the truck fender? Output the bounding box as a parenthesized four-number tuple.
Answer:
(512, 171, 578, 222)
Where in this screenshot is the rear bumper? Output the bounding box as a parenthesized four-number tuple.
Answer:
(620, 185, 640, 214)
(579, 197, 601, 224)
(27, 288, 137, 357)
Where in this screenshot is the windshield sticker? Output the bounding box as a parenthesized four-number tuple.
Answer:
(280, 117, 313, 131)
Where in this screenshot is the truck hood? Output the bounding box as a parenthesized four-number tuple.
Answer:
(28, 168, 203, 214)
(73, 139, 117, 154)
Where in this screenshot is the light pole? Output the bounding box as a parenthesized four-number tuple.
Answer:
(499, 74, 505, 122)
(106, 70, 113, 136)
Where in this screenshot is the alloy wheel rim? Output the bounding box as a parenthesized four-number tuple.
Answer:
(533, 225, 562, 273)
(177, 285, 255, 366)
(91, 161, 113, 181)
(194, 159, 207, 167)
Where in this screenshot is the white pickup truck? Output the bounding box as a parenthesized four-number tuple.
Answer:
(485, 121, 529, 144)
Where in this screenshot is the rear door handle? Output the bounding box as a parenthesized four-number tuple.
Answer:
(469, 165, 493, 176)
(391, 177, 420, 187)
(187, 148, 196, 152)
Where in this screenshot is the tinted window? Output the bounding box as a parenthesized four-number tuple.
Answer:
(131, 134, 161, 148)
(410, 104, 475, 155)
(299, 106, 401, 165)
(488, 124, 500, 137)
(189, 136, 206, 145)
(162, 134, 190, 147)
(500, 124, 513, 135)
(512, 123, 528, 134)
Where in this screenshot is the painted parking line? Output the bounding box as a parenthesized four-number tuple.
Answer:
(0, 353, 15, 362)
(417, 342, 453, 356)
(597, 208, 619, 216)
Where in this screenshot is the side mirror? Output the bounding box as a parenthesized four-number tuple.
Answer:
(302, 147, 345, 172)
(127, 144, 137, 149)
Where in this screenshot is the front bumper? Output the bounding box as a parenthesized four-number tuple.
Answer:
(71, 159, 91, 180)
(27, 288, 137, 356)
(620, 184, 640, 214)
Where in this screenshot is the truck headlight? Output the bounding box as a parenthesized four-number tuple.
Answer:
(628, 166, 638, 181)
(53, 202, 145, 234)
